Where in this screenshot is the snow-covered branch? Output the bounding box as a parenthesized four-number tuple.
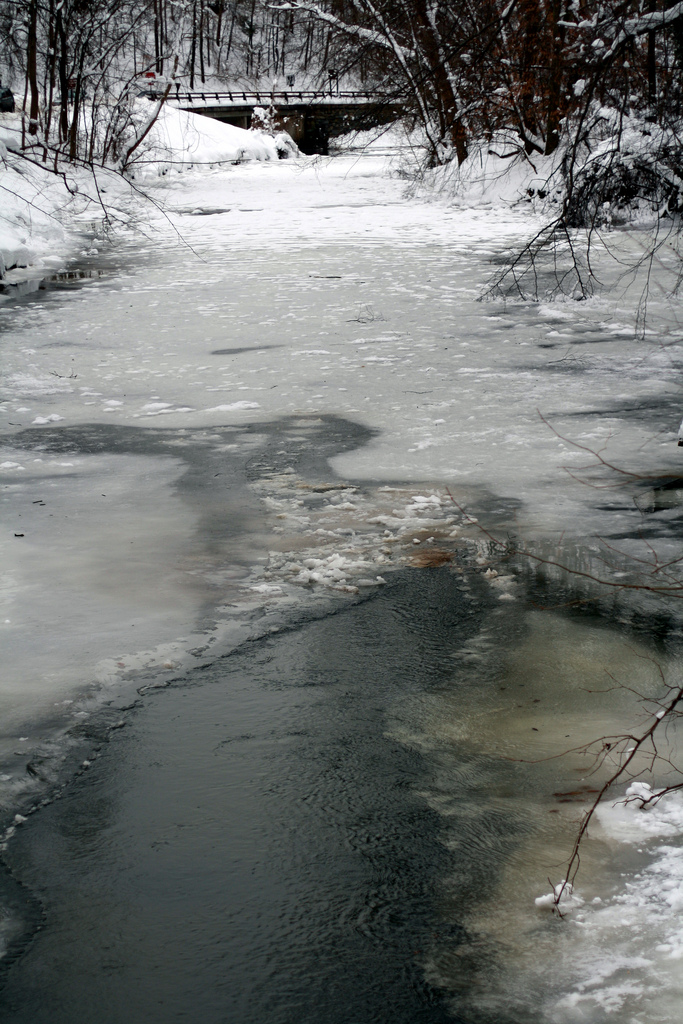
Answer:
(597, 2, 683, 61)
(621, 2, 683, 39)
(271, 2, 415, 58)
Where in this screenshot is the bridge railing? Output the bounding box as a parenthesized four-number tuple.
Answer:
(164, 88, 391, 107)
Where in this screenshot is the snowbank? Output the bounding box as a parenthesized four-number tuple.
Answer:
(0, 116, 68, 276)
(126, 100, 280, 176)
(424, 139, 565, 211)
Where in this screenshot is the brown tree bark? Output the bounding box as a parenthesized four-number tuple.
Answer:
(56, 5, 69, 146)
(26, 0, 40, 135)
(544, 0, 568, 155)
(647, 0, 658, 112)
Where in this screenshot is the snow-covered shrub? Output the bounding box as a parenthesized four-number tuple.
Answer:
(273, 131, 299, 160)
(121, 103, 278, 177)
(250, 105, 299, 160)
(251, 104, 278, 135)
(565, 119, 683, 229)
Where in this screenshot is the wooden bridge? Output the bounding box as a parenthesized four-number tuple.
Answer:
(169, 88, 403, 154)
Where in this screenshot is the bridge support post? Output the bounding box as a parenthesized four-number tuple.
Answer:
(300, 114, 329, 156)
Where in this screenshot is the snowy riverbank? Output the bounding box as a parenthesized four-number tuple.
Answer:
(0, 103, 286, 280)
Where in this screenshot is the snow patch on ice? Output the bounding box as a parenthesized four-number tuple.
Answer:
(207, 401, 260, 412)
(596, 781, 683, 841)
(32, 414, 64, 425)
(535, 784, 683, 1021)
(4, 374, 72, 396)
(535, 882, 584, 913)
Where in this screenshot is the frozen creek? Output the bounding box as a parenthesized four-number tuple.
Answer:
(2, 144, 683, 1022)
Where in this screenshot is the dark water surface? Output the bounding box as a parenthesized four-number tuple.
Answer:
(0, 569, 512, 1024)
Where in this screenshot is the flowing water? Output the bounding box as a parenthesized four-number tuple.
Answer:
(1, 144, 683, 1022)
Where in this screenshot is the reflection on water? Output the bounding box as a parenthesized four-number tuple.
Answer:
(0, 567, 679, 1023)
(0, 267, 109, 299)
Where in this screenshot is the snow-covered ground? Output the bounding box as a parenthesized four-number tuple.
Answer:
(2, 120, 683, 1020)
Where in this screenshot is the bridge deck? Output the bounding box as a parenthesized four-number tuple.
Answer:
(169, 89, 392, 109)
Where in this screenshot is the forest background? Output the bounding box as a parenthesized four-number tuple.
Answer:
(2, 1, 683, 231)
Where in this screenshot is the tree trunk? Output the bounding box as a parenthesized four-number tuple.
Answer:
(216, 1, 223, 47)
(43, 0, 57, 159)
(411, 0, 468, 164)
(155, 0, 164, 75)
(199, 0, 206, 82)
(544, 0, 567, 155)
(56, 6, 69, 146)
(69, 69, 82, 161)
(26, 0, 40, 135)
(190, 1, 197, 88)
(518, 0, 542, 151)
(647, 0, 657, 113)
(225, 4, 237, 66)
